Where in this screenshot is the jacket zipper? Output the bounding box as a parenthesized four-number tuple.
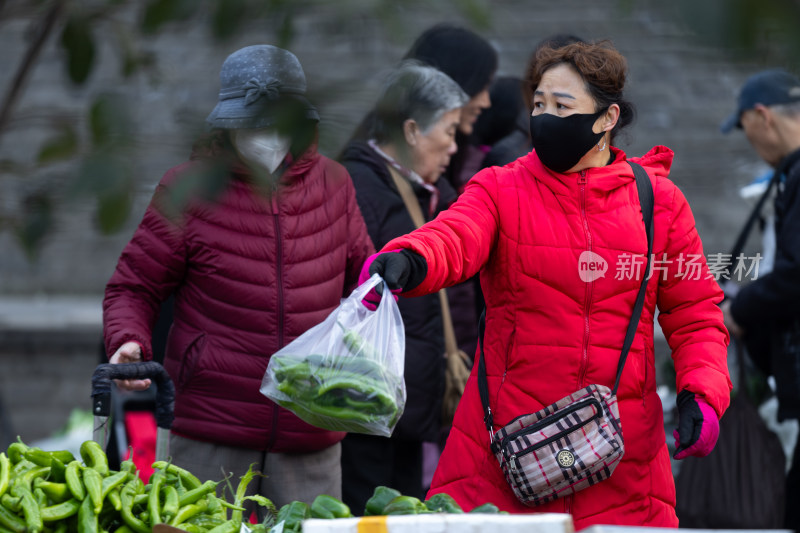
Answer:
(267, 183, 284, 452)
(506, 397, 601, 472)
(578, 171, 592, 389)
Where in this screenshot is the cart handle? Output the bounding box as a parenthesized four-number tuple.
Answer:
(91, 362, 175, 430)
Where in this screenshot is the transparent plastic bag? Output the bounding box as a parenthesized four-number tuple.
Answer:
(260, 274, 406, 437)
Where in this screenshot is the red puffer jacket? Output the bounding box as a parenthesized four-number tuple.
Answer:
(386, 146, 731, 529)
(104, 142, 374, 453)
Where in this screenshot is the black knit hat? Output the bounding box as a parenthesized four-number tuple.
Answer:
(404, 24, 498, 97)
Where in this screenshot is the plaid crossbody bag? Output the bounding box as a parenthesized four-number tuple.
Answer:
(477, 161, 654, 506)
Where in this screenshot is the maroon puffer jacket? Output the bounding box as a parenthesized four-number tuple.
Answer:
(103, 142, 374, 452)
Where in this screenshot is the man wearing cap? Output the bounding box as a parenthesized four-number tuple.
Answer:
(720, 69, 800, 531)
(103, 45, 374, 509)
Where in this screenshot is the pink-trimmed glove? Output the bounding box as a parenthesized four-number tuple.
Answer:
(358, 249, 428, 310)
(672, 390, 720, 460)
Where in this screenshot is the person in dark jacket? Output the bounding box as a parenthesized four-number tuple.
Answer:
(720, 68, 800, 532)
(342, 25, 498, 360)
(338, 61, 468, 514)
(103, 45, 374, 509)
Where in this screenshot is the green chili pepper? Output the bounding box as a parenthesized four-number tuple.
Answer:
(468, 502, 501, 513)
(147, 470, 165, 525)
(113, 525, 134, 533)
(12, 465, 49, 492)
(6, 440, 28, 465)
(23, 448, 75, 468)
(382, 495, 429, 515)
(0, 500, 25, 533)
(78, 492, 98, 533)
(177, 480, 218, 508)
(206, 494, 225, 520)
(41, 498, 81, 522)
(310, 494, 352, 519)
(174, 524, 205, 533)
(34, 479, 71, 503)
(243, 494, 277, 520)
(79, 441, 109, 477)
(168, 499, 208, 527)
(364, 486, 402, 516)
(49, 456, 67, 483)
(119, 482, 149, 533)
(424, 493, 464, 513)
(162, 484, 179, 522)
(187, 513, 227, 528)
(0, 454, 8, 499)
(275, 501, 310, 533)
(13, 485, 43, 533)
(82, 466, 103, 514)
(339, 325, 381, 361)
(101, 470, 129, 501)
(53, 521, 69, 533)
(65, 461, 85, 501)
(150, 462, 202, 491)
(230, 463, 260, 530)
(206, 520, 238, 533)
(34, 487, 47, 508)
(107, 486, 122, 512)
(1, 494, 20, 513)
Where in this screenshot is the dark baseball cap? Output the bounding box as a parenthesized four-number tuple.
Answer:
(720, 69, 800, 133)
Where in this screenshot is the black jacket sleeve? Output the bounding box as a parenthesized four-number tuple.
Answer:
(731, 158, 800, 327)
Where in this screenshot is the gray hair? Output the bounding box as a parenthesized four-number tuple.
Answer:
(369, 60, 469, 143)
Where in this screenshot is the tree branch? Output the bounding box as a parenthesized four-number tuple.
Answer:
(0, 0, 66, 141)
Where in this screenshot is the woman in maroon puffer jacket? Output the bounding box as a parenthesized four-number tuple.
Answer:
(103, 45, 374, 509)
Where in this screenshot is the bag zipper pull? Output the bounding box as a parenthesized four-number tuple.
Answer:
(509, 455, 518, 474)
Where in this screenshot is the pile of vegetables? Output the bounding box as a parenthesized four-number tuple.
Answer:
(265, 324, 405, 436)
(1, 438, 505, 533)
(0, 438, 276, 533)
(277, 486, 504, 533)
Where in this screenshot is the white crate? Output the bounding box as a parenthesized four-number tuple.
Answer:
(302, 513, 574, 533)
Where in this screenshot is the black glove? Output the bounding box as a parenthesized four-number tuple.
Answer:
(368, 249, 428, 293)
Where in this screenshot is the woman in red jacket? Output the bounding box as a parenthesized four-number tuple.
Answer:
(103, 45, 373, 509)
(363, 41, 731, 528)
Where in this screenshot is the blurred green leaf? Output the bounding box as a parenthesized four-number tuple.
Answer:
(96, 188, 133, 234)
(211, 0, 247, 40)
(160, 161, 231, 217)
(277, 10, 295, 48)
(89, 93, 133, 147)
(14, 192, 53, 260)
(141, 0, 196, 34)
(453, 0, 492, 30)
(60, 15, 96, 84)
(36, 124, 79, 164)
(672, 0, 800, 67)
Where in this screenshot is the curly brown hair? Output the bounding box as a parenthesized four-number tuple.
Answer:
(524, 40, 636, 142)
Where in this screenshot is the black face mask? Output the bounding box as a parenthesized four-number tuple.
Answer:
(529, 109, 607, 173)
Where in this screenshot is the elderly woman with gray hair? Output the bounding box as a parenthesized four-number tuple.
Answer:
(338, 60, 469, 514)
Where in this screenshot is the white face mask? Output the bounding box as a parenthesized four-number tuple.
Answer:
(231, 129, 291, 174)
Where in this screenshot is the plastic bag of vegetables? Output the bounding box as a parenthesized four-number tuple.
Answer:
(260, 274, 406, 437)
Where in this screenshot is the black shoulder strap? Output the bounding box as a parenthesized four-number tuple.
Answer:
(614, 162, 654, 393)
(478, 161, 654, 434)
